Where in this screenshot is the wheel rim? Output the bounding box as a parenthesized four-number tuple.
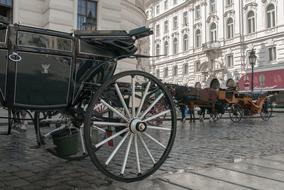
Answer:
(229, 106, 242, 122)
(84, 71, 177, 182)
(260, 100, 273, 121)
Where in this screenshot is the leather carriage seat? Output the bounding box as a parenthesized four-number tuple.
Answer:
(75, 30, 137, 58)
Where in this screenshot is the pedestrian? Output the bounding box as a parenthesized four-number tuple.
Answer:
(180, 104, 187, 123)
(12, 111, 28, 132)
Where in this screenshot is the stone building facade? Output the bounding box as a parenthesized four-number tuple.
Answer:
(0, 0, 147, 72)
(146, 0, 284, 91)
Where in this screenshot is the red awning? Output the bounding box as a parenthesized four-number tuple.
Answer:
(238, 68, 284, 91)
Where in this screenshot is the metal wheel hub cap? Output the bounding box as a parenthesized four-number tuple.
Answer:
(129, 118, 147, 133)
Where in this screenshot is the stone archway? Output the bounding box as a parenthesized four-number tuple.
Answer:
(195, 82, 201, 89)
(210, 78, 220, 89)
(226, 78, 236, 88)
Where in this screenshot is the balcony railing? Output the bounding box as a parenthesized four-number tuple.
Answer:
(202, 41, 221, 51)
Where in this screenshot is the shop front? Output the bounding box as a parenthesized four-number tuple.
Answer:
(238, 68, 284, 92)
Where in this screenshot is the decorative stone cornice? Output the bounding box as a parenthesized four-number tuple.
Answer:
(154, 39, 161, 43)
(200, 0, 207, 6)
(163, 35, 170, 41)
(206, 15, 219, 23)
(261, 0, 276, 5)
(224, 10, 235, 18)
(244, 2, 258, 10)
(261, 0, 276, 3)
(181, 28, 190, 34)
(171, 32, 179, 38)
(194, 22, 202, 29)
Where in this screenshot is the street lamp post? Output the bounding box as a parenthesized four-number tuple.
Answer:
(249, 49, 257, 93)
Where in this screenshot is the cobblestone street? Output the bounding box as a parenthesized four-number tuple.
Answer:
(1, 112, 284, 189)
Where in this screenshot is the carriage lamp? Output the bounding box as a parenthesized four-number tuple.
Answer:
(249, 49, 257, 93)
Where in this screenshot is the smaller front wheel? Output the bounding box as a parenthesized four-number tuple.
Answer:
(260, 99, 273, 121)
(229, 105, 243, 123)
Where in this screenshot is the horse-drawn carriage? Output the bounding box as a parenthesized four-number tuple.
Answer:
(0, 17, 176, 182)
(167, 83, 273, 123)
(218, 88, 273, 122)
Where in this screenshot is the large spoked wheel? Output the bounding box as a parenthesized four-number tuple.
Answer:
(260, 99, 273, 121)
(229, 105, 243, 123)
(84, 70, 177, 182)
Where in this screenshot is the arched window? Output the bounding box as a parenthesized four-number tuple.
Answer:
(267, 4, 276, 28)
(195, 61, 200, 72)
(156, 69, 160, 78)
(183, 63, 188, 74)
(227, 18, 234, 39)
(156, 44, 160, 56)
(173, 38, 178, 54)
(173, 65, 178, 76)
(183, 34, 188, 51)
(210, 23, 217, 42)
(164, 67, 168, 78)
(210, 78, 220, 89)
(247, 11, 256, 34)
(195, 29, 201, 48)
(164, 41, 169, 55)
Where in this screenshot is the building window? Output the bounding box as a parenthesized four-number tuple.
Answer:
(164, 67, 168, 78)
(227, 18, 234, 39)
(195, 29, 201, 48)
(156, 5, 160, 15)
(226, 0, 232, 7)
(267, 4, 275, 28)
(0, 0, 13, 23)
(173, 65, 178, 76)
(156, 44, 160, 56)
(210, 23, 217, 42)
(226, 54, 234, 67)
(156, 24, 160, 36)
(173, 0, 177, 5)
(195, 5, 201, 19)
(164, 41, 169, 55)
(268, 47, 276, 61)
(183, 11, 188, 26)
(195, 61, 200, 72)
(156, 69, 160, 78)
(210, 0, 216, 13)
(164, 20, 169, 33)
(164, 0, 168, 10)
(173, 38, 178, 54)
(77, 0, 98, 30)
(183, 34, 188, 51)
(183, 63, 188, 74)
(173, 16, 178, 30)
(247, 11, 256, 34)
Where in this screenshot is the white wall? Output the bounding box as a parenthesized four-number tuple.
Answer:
(147, 0, 284, 87)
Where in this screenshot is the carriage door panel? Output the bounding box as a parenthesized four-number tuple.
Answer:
(14, 31, 73, 107)
(0, 28, 8, 103)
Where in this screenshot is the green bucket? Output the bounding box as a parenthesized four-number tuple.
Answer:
(52, 128, 79, 157)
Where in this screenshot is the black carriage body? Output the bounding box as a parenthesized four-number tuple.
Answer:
(0, 24, 118, 110)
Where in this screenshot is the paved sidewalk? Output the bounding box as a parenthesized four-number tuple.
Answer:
(1, 110, 284, 189)
(158, 154, 284, 190)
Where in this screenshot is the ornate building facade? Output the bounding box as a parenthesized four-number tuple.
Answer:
(0, 0, 147, 72)
(146, 0, 284, 91)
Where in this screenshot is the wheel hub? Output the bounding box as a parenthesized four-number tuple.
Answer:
(129, 118, 147, 133)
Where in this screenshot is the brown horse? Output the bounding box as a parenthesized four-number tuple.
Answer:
(165, 83, 224, 122)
